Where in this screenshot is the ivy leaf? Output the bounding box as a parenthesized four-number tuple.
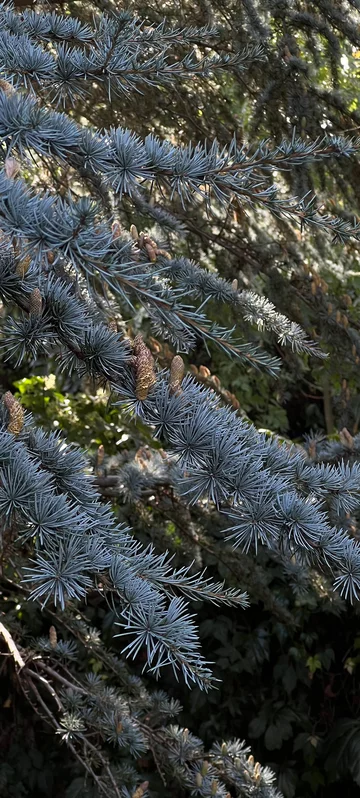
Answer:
(277, 766, 297, 798)
(306, 655, 322, 675)
(293, 732, 311, 753)
(265, 723, 283, 750)
(283, 665, 297, 694)
(303, 768, 325, 790)
(248, 714, 267, 738)
(320, 648, 334, 669)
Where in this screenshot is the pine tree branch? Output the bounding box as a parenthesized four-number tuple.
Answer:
(0, 619, 25, 668)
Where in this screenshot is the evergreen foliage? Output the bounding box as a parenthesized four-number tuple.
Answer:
(2, 1, 360, 796)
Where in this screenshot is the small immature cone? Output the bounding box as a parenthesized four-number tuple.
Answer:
(3, 391, 24, 435)
(145, 240, 157, 262)
(148, 336, 161, 354)
(169, 355, 185, 395)
(29, 287, 42, 316)
(308, 440, 316, 459)
(156, 247, 171, 260)
(199, 365, 211, 378)
(130, 224, 139, 241)
(16, 254, 32, 277)
(231, 278, 238, 291)
(4, 157, 20, 180)
(49, 626, 57, 649)
(254, 761, 261, 782)
(163, 343, 173, 360)
(97, 444, 105, 467)
(111, 220, 122, 239)
(133, 335, 156, 400)
(135, 446, 151, 463)
(0, 80, 14, 96)
(340, 427, 354, 449)
(131, 783, 149, 798)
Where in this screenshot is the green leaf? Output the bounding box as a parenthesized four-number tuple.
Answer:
(320, 648, 334, 669)
(248, 714, 267, 738)
(293, 732, 311, 753)
(264, 722, 283, 750)
(278, 766, 297, 798)
(306, 655, 322, 674)
(302, 768, 325, 790)
(283, 665, 297, 694)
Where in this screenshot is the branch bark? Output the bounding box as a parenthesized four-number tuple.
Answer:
(0, 620, 25, 669)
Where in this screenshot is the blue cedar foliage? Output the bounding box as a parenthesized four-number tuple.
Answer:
(29, 609, 283, 798)
(2, 245, 360, 606)
(0, 410, 250, 689)
(1, 87, 360, 240)
(0, 2, 264, 101)
(0, 0, 360, 653)
(0, 2, 359, 793)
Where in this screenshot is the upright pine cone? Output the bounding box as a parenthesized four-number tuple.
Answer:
(133, 335, 156, 400)
(169, 355, 185, 395)
(49, 626, 57, 649)
(3, 391, 24, 435)
(29, 287, 43, 315)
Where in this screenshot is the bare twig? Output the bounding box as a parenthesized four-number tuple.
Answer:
(0, 620, 25, 669)
(35, 661, 88, 695)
